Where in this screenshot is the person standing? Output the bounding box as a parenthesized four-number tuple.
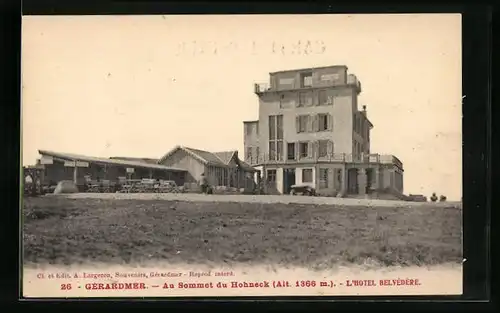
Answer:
(199, 173, 208, 194)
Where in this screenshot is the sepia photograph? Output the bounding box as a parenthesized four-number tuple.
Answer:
(21, 14, 462, 297)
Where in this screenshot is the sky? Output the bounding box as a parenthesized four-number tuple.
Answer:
(21, 14, 462, 200)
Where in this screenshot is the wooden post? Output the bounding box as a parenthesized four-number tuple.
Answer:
(262, 164, 267, 194)
(149, 169, 153, 179)
(237, 169, 240, 189)
(73, 160, 78, 184)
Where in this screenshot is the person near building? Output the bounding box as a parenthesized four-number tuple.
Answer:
(199, 173, 209, 194)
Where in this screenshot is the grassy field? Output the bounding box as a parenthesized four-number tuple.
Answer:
(22, 196, 462, 270)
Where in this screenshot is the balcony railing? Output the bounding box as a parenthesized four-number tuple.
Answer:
(254, 74, 362, 94)
(347, 74, 362, 93)
(244, 153, 403, 169)
(254, 83, 271, 94)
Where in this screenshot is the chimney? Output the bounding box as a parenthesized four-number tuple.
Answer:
(362, 105, 367, 116)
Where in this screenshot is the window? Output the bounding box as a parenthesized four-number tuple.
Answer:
(302, 169, 313, 183)
(246, 147, 252, 161)
(268, 115, 284, 161)
(299, 142, 309, 159)
(318, 140, 328, 157)
(268, 142, 276, 160)
(299, 92, 307, 107)
(297, 115, 309, 133)
(319, 168, 328, 188)
(301, 72, 313, 87)
(280, 94, 285, 108)
(318, 114, 329, 131)
(277, 141, 283, 160)
(277, 115, 283, 140)
(267, 169, 277, 182)
(222, 170, 227, 185)
(269, 116, 276, 140)
(287, 142, 296, 160)
(217, 168, 227, 186)
(318, 90, 327, 105)
(318, 90, 333, 106)
(298, 92, 313, 107)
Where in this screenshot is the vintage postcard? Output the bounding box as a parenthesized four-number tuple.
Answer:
(21, 14, 463, 298)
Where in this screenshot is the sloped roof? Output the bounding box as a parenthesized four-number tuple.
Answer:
(237, 160, 256, 172)
(184, 147, 229, 166)
(158, 146, 256, 172)
(213, 151, 237, 165)
(39, 150, 186, 172)
(110, 157, 160, 164)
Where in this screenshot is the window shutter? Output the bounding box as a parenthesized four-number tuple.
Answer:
(327, 140, 334, 156)
(307, 92, 313, 107)
(307, 115, 313, 132)
(307, 142, 313, 158)
(296, 116, 300, 133)
(295, 142, 299, 160)
(314, 141, 320, 160)
(312, 115, 319, 132)
(327, 114, 333, 131)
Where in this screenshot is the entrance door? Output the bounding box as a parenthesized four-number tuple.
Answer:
(283, 168, 296, 194)
(347, 168, 358, 194)
(365, 168, 373, 193)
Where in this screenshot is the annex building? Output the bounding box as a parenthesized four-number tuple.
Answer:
(36, 146, 255, 191)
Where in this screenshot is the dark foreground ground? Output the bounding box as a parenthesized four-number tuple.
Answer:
(23, 197, 462, 270)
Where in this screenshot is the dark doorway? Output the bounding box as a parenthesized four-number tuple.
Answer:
(283, 168, 296, 194)
(347, 168, 358, 194)
(366, 168, 373, 193)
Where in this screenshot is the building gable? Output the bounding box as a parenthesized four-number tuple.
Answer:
(159, 148, 203, 168)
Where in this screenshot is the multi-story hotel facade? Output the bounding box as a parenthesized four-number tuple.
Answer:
(244, 65, 404, 197)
